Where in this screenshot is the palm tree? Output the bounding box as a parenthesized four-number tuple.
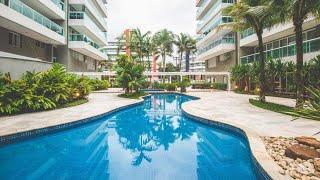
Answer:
(143, 36, 154, 71)
(269, 0, 320, 108)
(131, 28, 151, 65)
(185, 37, 197, 72)
(225, 0, 278, 102)
(152, 29, 174, 72)
(174, 33, 189, 71)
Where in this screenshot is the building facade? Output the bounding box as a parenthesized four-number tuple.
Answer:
(195, 0, 320, 83)
(0, 0, 108, 79)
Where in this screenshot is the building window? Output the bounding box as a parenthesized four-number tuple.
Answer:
(35, 40, 46, 48)
(9, 32, 21, 48)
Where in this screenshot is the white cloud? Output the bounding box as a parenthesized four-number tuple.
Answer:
(107, 0, 197, 41)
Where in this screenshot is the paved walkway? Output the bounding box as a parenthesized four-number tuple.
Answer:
(184, 91, 320, 138)
(0, 92, 140, 137)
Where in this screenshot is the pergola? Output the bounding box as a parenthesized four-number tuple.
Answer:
(72, 71, 232, 91)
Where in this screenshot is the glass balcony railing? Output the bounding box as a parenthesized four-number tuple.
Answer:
(197, 16, 232, 41)
(240, 37, 320, 64)
(69, 34, 101, 50)
(0, 0, 64, 35)
(51, 0, 64, 11)
(198, 36, 235, 55)
(69, 11, 107, 42)
(197, 0, 234, 17)
(240, 28, 255, 39)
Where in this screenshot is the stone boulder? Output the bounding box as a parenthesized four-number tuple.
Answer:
(315, 159, 320, 172)
(296, 136, 320, 149)
(285, 144, 320, 160)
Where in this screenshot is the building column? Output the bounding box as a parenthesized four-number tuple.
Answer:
(227, 73, 231, 92)
(169, 76, 172, 83)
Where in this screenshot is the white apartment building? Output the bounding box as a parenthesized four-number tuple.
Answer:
(181, 56, 205, 72)
(0, 0, 108, 79)
(196, 0, 236, 83)
(196, 0, 320, 83)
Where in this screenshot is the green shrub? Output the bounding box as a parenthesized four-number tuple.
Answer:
(212, 83, 228, 90)
(0, 64, 93, 115)
(191, 82, 227, 90)
(165, 83, 177, 91)
(89, 78, 110, 91)
(178, 77, 191, 92)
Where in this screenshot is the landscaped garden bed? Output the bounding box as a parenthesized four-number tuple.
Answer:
(262, 136, 320, 179)
(0, 64, 109, 116)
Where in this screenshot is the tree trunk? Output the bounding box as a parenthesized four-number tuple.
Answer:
(257, 31, 266, 102)
(294, 20, 304, 108)
(179, 52, 183, 71)
(163, 53, 166, 72)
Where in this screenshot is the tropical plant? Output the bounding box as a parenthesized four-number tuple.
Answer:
(152, 29, 174, 72)
(269, 0, 320, 107)
(174, 33, 189, 70)
(293, 87, 320, 120)
(115, 55, 147, 94)
(0, 64, 108, 115)
(225, 0, 279, 102)
(178, 77, 191, 92)
(88, 78, 110, 91)
(131, 28, 151, 65)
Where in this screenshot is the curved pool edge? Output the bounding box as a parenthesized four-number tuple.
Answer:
(0, 92, 290, 180)
(181, 98, 292, 180)
(0, 99, 145, 146)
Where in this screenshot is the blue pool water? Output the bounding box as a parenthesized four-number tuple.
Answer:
(0, 94, 257, 180)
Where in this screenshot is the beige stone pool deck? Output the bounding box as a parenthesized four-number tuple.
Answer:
(1, 90, 319, 179)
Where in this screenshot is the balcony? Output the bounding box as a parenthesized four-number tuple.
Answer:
(21, 0, 65, 20)
(0, 0, 65, 45)
(197, 0, 234, 20)
(197, 16, 232, 34)
(197, 36, 235, 61)
(69, 11, 107, 46)
(240, 37, 320, 64)
(240, 17, 317, 47)
(69, 34, 108, 60)
(69, 0, 107, 31)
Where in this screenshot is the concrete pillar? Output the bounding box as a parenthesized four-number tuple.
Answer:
(169, 76, 172, 83)
(227, 73, 231, 92)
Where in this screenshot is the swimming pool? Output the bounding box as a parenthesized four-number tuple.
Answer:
(0, 94, 259, 179)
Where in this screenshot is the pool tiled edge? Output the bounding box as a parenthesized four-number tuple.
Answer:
(0, 100, 144, 146)
(181, 99, 292, 180)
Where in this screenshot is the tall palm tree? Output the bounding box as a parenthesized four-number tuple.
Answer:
(185, 37, 197, 72)
(143, 36, 154, 71)
(225, 0, 278, 102)
(269, 0, 320, 108)
(152, 29, 174, 72)
(174, 33, 189, 71)
(131, 28, 151, 65)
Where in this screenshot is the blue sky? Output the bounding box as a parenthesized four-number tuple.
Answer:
(107, 0, 197, 41)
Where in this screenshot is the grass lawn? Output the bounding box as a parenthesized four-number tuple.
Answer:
(249, 99, 296, 116)
(118, 91, 148, 99)
(249, 99, 320, 121)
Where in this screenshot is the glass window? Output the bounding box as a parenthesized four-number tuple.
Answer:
(310, 39, 320, 52)
(280, 39, 287, 47)
(267, 43, 272, 50)
(288, 45, 296, 56)
(288, 36, 296, 45)
(273, 41, 279, 49)
(8, 32, 21, 47)
(281, 47, 288, 57)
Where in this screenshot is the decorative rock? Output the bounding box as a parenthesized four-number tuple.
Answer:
(279, 169, 286, 175)
(263, 136, 320, 179)
(296, 137, 320, 149)
(285, 144, 320, 160)
(315, 159, 320, 172)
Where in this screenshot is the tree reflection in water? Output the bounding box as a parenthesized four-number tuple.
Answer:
(114, 94, 196, 166)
